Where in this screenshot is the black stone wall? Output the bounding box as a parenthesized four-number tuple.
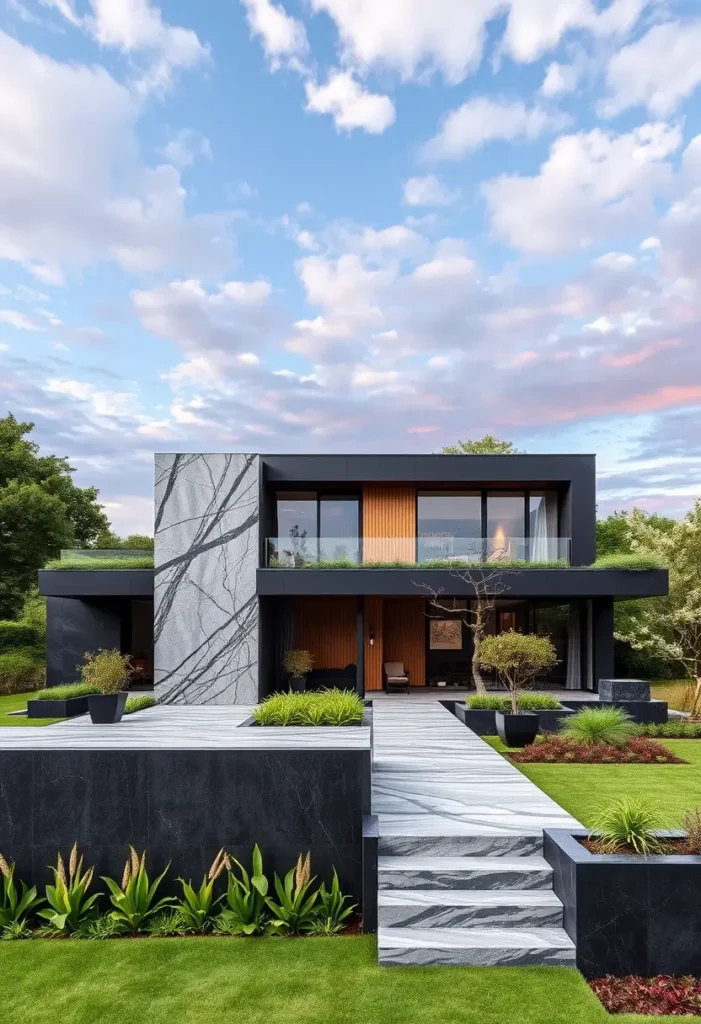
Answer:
(45, 597, 129, 687)
(0, 747, 369, 901)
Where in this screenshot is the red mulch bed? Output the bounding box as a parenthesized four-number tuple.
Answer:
(589, 975, 701, 1015)
(509, 736, 684, 764)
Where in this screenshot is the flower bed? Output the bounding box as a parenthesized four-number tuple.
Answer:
(510, 735, 683, 764)
(589, 974, 701, 1015)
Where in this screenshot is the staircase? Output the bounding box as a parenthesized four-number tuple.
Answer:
(377, 832, 575, 967)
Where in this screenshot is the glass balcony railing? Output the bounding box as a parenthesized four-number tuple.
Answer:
(266, 537, 571, 567)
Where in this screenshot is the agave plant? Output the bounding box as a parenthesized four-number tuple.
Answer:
(304, 869, 356, 935)
(38, 843, 101, 934)
(102, 847, 174, 934)
(175, 849, 227, 933)
(217, 844, 269, 936)
(265, 853, 319, 935)
(0, 853, 44, 929)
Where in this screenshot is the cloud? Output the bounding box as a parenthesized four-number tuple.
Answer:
(403, 175, 458, 206)
(423, 97, 567, 160)
(161, 129, 212, 167)
(540, 60, 580, 96)
(0, 309, 43, 331)
(602, 20, 701, 117)
(0, 31, 231, 281)
(305, 70, 395, 133)
(239, 0, 308, 68)
(482, 123, 682, 254)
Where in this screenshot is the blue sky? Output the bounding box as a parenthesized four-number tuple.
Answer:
(1, 0, 700, 534)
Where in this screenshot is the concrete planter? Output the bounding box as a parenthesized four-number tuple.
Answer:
(544, 828, 701, 977)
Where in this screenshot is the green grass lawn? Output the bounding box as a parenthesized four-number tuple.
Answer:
(485, 737, 701, 825)
(0, 935, 681, 1024)
(0, 691, 60, 727)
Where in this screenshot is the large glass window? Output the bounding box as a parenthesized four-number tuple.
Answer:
(274, 493, 359, 564)
(417, 493, 482, 562)
(319, 497, 360, 561)
(486, 493, 526, 560)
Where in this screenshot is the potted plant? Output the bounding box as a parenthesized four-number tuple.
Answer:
(82, 649, 133, 724)
(283, 650, 313, 693)
(478, 630, 558, 747)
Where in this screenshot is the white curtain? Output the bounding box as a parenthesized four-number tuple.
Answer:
(531, 493, 559, 562)
(565, 604, 581, 690)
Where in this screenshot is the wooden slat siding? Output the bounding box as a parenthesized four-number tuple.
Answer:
(383, 598, 425, 687)
(362, 487, 415, 562)
(294, 597, 357, 669)
(363, 596, 384, 691)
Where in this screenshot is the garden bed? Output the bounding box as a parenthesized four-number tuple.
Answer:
(509, 736, 684, 764)
(589, 974, 701, 1015)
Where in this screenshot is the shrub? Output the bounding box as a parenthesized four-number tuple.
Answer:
(0, 855, 43, 928)
(283, 650, 313, 678)
(265, 853, 319, 935)
(510, 735, 683, 764)
(466, 693, 563, 711)
(253, 688, 365, 727)
(80, 649, 132, 695)
(590, 798, 669, 855)
(45, 556, 154, 570)
(125, 695, 156, 715)
(77, 915, 125, 940)
(33, 682, 97, 701)
(682, 808, 701, 855)
(218, 844, 270, 937)
(147, 910, 186, 937)
(561, 706, 637, 747)
(102, 847, 173, 934)
(0, 650, 44, 695)
(310, 869, 356, 935)
(637, 720, 701, 739)
(175, 849, 227, 934)
(38, 843, 100, 934)
(592, 552, 666, 571)
(0, 621, 44, 653)
(479, 631, 558, 713)
(589, 974, 701, 1016)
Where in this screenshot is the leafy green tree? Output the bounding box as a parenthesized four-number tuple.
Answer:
(93, 529, 153, 550)
(479, 630, 558, 713)
(0, 414, 110, 618)
(440, 435, 524, 454)
(597, 509, 674, 557)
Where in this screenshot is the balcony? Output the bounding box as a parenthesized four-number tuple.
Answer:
(265, 536, 572, 568)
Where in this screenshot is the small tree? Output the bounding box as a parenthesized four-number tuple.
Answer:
(478, 631, 558, 714)
(615, 501, 701, 716)
(418, 566, 511, 695)
(283, 650, 313, 680)
(81, 649, 132, 694)
(440, 435, 523, 455)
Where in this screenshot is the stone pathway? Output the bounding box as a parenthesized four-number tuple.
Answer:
(371, 701, 580, 966)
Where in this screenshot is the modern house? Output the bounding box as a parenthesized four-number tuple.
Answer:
(39, 452, 668, 701)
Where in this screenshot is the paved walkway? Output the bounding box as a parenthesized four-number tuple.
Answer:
(371, 701, 580, 966)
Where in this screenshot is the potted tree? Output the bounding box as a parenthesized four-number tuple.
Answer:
(479, 630, 558, 747)
(82, 649, 133, 724)
(283, 650, 313, 693)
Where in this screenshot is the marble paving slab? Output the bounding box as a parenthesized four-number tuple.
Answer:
(378, 926, 576, 967)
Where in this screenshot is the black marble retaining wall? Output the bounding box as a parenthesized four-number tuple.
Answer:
(0, 747, 369, 902)
(544, 828, 701, 977)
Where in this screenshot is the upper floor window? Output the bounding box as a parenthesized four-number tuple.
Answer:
(417, 493, 482, 562)
(274, 492, 360, 564)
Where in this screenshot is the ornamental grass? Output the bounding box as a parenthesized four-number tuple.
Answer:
(253, 689, 365, 727)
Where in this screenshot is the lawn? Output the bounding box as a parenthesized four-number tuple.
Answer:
(0, 936, 682, 1024)
(0, 691, 60, 727)
(485, 737, 701, 825)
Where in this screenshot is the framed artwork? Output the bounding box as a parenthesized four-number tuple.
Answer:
(430, 619, 463, 650)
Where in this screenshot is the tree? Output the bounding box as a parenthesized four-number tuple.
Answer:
(0, 414, 110, 618)
(479, 631, 558, 713)
(418, 566, 511, 695)
(93, 529, 154, 550)
(615, 501, 701, 712)
(440, 435, 524, 455)
(596, 509, 674, 557)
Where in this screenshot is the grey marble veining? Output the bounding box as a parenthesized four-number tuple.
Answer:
(378, 834, 542, 857)
(379, 854, 553, 891)
(379, 889, 563, 929)
(0, 706, 371, 751)
(154, 453, 259, 704)
(378, 926, 576, 967)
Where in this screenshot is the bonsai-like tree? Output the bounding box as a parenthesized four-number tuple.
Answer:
(283, 650, 313, 681)
(418, 566, 512, 695)
(440, 436, 524, 455)
(478, 631, 558, 714)
(615, 501, 701, 717)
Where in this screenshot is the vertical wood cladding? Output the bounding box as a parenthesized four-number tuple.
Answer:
(362, 487, 415, 562)
(295, 598, 356, 669)
(383, 598, 426, 688)
(363, 596, 384, 691)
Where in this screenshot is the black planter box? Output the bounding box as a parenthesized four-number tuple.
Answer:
(87, 691, 128, 724)
(537, 708, 576, 733)
(544, 828, 701, 978)
(27, 696, 90, 719)
(495, 711, 538, 747)
(560, 699, 668, 724)
(453, 703, 497, 735)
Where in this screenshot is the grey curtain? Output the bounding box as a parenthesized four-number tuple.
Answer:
(565, 603, 581, 690)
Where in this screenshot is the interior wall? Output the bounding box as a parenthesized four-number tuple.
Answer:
(362, 487, 415, 562)
(295, 597, 357, 669)
(383, 597, 425, 687)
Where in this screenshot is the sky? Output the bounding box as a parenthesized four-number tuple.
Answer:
(1, 0, 700, 535)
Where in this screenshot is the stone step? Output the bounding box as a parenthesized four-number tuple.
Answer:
(378, 833, 542, 858)
(378, 855, 553, 891)
(378, 925, 576, 967)
(378, 889, 563, 929)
